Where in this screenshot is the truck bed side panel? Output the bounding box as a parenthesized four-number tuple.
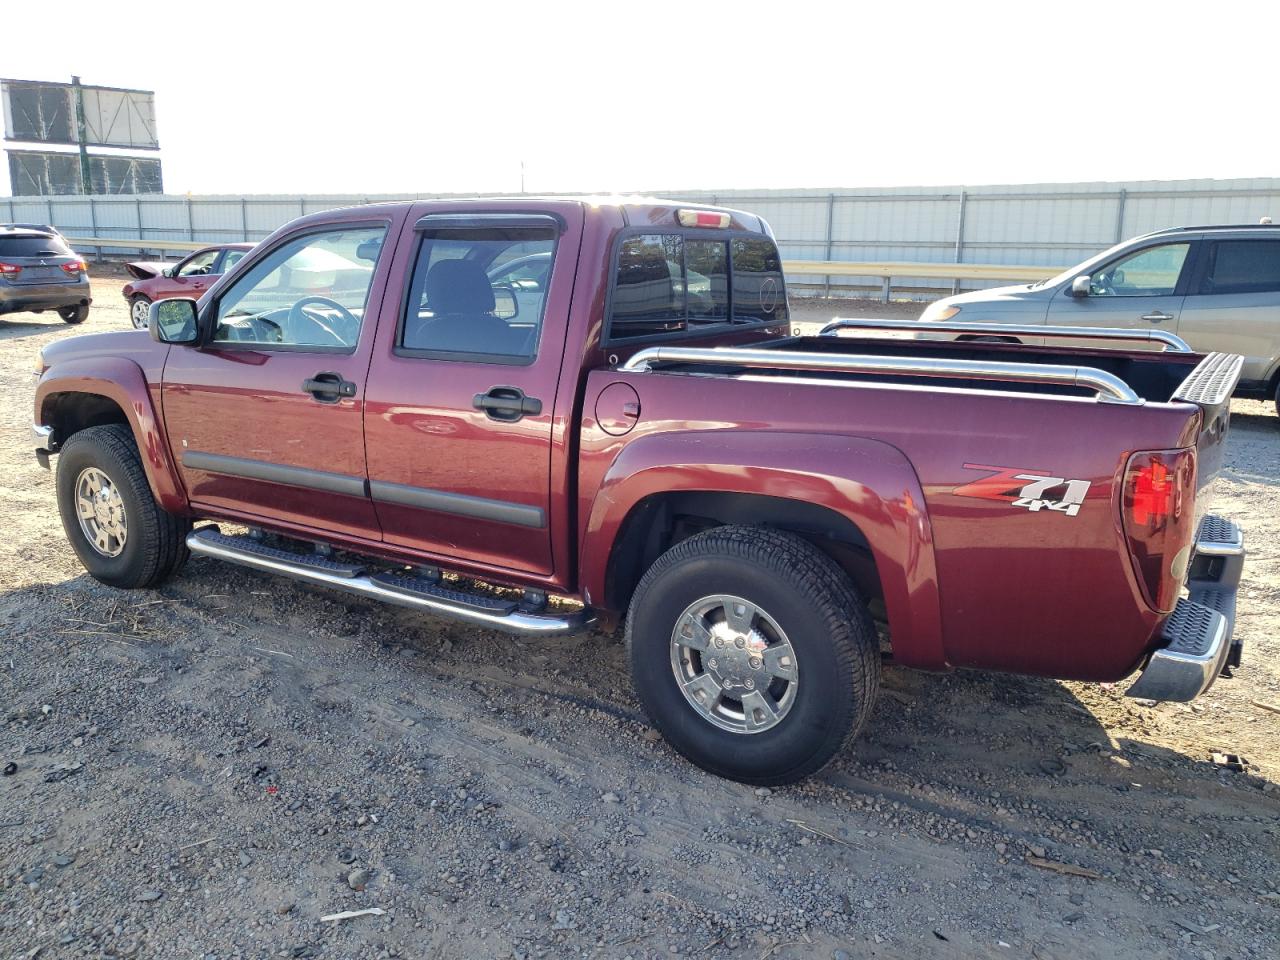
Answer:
(578, 371, 1201, 681)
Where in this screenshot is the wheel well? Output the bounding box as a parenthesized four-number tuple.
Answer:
(43, 392, 129, 447)
(604, 491, 885, 621)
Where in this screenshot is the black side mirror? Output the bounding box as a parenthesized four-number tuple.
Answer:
(150, 298, 200, 344)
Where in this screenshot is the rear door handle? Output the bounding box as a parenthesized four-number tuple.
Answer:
(1141, 311, 1174, 322)
(473, 386, 542, 422)
(302, 371, 357, 403)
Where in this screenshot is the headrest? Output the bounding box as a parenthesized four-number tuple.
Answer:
(425, 259, 495, 315)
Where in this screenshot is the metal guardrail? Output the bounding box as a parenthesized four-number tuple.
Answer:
(67, 235, 208, 257)
(782, 259, 1060, 282)
(63, 235, 1064, 294)
(782, 258, 1065, 301)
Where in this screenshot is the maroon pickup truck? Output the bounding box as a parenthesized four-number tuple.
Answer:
(32, 198, 1247, 784)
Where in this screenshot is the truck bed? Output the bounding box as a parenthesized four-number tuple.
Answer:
(594, 328, 1242, 683)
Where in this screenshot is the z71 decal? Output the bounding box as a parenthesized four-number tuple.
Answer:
(953, 463, 1092, 517)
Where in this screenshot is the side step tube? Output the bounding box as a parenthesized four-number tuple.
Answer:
(186, 528, 594, 637)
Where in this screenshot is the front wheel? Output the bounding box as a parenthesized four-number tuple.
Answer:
(129, 295, 152, 330)
(59, 304, 89, 324)
(625, 526, 880, 785)
(56, 424, 191, 588)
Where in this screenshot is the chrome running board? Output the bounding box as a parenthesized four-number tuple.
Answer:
(186, 527, 594, 637)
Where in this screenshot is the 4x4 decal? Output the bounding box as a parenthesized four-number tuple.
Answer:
(954, 463, 1092, 517)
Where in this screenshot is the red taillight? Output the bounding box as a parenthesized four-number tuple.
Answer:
(1130, 459, 1172, 526)
(1121, 449, 1197, 612)
(0, 262, 21, 275)
(61, 260, 86, 275)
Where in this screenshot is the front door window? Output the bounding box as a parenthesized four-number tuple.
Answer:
(1089, 243, 1190, 297)
(213, 227, 386, 349)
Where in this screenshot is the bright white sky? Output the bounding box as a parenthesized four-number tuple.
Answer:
(4, 0, 1278, 196)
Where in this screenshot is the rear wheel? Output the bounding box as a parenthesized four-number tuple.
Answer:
(59, 304, 89, 324)
(129, 295, 152, 330)
(625, 525, 880, 785)
(56, 424, 190, 588)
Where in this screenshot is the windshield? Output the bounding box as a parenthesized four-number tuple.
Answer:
(1032, 238, 1136, 289)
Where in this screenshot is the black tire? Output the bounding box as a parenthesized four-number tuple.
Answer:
(129, 295, 152, 330)
(625, 525, 880, 785)
(58, 304, 89, 324)
(1274, 379, 1279, 418)
(56, 424, 191, 589)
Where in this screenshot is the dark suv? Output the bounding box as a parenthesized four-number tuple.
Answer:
(0, 225, 91, 324)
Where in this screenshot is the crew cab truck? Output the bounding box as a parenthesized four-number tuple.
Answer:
(32, 198, 1247, 785)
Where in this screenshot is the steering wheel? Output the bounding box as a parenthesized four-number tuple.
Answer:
(288, 296, 360, 347)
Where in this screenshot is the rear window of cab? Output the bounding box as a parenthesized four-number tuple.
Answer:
(607, 232, 788, 342)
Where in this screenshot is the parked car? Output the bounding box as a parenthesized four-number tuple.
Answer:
(0, 225, 91, 324)
(917, 224, 1280, 413)
(32, 199, 1246, 785)
(123, 243, 255, 329)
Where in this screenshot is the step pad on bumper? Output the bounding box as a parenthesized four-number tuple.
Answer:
(1127, 598, 1229, 702)
(1189, 515, 1245, 591)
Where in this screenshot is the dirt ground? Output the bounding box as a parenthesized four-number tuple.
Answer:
(1, 276, 1277, 960)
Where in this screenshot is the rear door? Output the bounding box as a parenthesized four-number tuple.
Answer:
(362, 207, 584, 576)
(1177, 236, 1280, 386)
(1047, 240, 1195, 340)
(161, 217, 400, 540)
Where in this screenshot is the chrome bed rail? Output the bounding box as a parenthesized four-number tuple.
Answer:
(619, 345, 1143, 405)
(818, 317, 1193, 353)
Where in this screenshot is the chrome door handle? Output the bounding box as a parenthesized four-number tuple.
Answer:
(1141, 312, 1174, 322)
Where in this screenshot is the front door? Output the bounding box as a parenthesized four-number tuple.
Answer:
(159, 248, 222, 300)
(161, 219, 398, 540)
(363, 208, 583, 576)
(1047, 240, 1194, 345)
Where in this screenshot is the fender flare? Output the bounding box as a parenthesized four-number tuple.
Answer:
(35, 357, 188, 514)
(580, 430, 946, 670)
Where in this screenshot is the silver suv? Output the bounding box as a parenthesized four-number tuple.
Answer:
(0, 225, 92, 324)
(919, 224, 1280, 412)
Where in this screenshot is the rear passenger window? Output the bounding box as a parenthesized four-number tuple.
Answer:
(1200, 240, 1280, 295)
(399, 226, 557, 362)
(608, 232, 786, 341)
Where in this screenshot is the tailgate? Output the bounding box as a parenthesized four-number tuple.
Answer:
(9, 264, 77, 285)
(1171, 352, 1244, 494)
